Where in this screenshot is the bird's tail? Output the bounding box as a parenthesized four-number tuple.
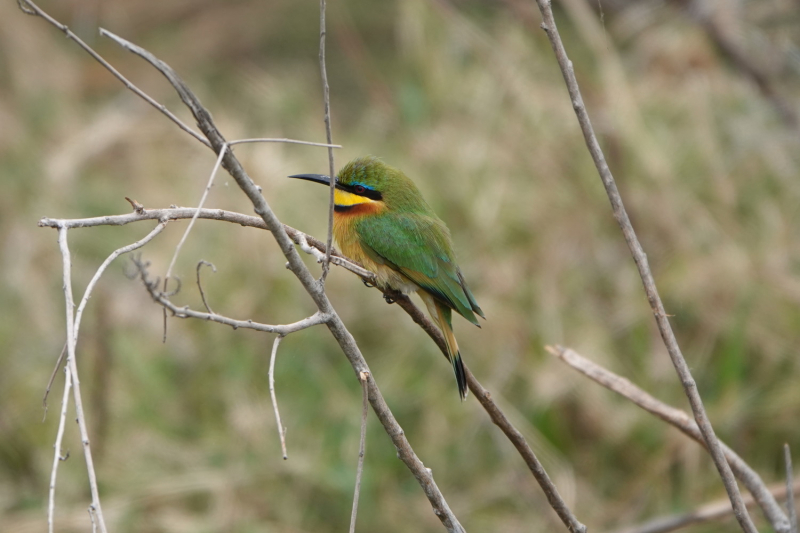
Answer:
(433, 300, 468, 401)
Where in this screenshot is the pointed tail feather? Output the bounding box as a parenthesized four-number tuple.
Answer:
(452, 351, 468, 401)
(432, 299, 469, 401)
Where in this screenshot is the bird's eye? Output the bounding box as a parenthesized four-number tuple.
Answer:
(354, 185, 366, 194)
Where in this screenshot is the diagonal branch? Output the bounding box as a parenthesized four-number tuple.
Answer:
(43, 205, 586, 532)
(614, 479, 800, 533)
(532, 2, 759, 531)
(97, 25, 465, 532)
(786, 445, 798, 533)
(548, 345, 789, 531)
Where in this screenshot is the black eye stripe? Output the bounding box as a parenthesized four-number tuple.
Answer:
(337, 182, 383, 201)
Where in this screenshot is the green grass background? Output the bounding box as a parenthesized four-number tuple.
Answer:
(2, 0, 799, 531)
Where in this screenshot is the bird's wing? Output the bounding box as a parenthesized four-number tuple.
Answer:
(354, 213, 483, 325)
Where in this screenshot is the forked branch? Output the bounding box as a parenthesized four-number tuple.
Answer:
(532, 1, 759, 531)
(548, 345, 789, 532)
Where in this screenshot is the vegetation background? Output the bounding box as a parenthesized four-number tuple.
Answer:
(2, 0, 799, 531)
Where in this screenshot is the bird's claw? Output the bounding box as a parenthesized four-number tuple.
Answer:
(362, 278, 375, 288)
(383, 293, 396, 304)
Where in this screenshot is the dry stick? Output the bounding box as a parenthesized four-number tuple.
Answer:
(532, 2, 757, 532)
(75, 222, 169, 339)
(350, 371, 370, 533)
(48, 366, 72, 533)
(135, 259, 329, 336)
(548, 345, 788, 531)
(228, 138, 341, 149)
(17, 0, 210, 147)
(268, 335, 288, 460)
(164, 146, 226, 285)
(43, 342, 67, 418)
(161, 145, 226, 341)
(40, 208, 373, 282)
(196, 260, 217, 314)
(385, 290, 586, 533)
(48, 222, 167, 531)
(787, 445, 798, 533)
(615, 479, 800, 533)
(42, 206, 586, 533)
(318, 0, 337, 279)
(96, 33, 464, 531)
(56, 227, 108, 533)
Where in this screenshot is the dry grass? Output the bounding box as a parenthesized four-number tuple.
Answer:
(1, 0, 799, 531)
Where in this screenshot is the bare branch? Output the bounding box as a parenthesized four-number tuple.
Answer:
(548, 345, 789, 532)
(228, 138, 341, 149)
(196, 260, 217, 315)
(268, 335, 288, 460)
(318, 0, 337, 280)
(615, 479, 800, 533)
(75, 222, 169, 341)
(532, 2, 757, 531)
(787, 445, 798, 533)
(134, 258, 330, 336)
(164, 146, 227, 284)
(43, 342, 67, 418)
(350, 371, 370, 533)
(39, 208, 374, 281)
(56, 227, 108, 533)
(48, 366, 71, 533)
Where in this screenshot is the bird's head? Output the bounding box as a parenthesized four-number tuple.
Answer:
(289, 156, 430, 214)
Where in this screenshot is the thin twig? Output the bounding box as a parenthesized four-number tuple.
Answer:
(318, 0, 337, 280)
(548, 345, 789, 531)
(196, 260, 217, 315)
(56, 227, 108, 533)
(75, 222, 168, 341)
(48, 366, 71, 533)
(135, 258, 330, 336)
(228, 138, 341, 148)
(268, 335, 288, 460)
(40, 208, 376, 283)
(165, 145, 227, 284)
(532, 2, 757, 531)
(350, 371, 370, 533)
(43, 342, 67, 419)
(787, 444, 798, 533)
(615, 479, 800, 533)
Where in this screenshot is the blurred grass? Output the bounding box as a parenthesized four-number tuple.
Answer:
(2, 0, 800, 531)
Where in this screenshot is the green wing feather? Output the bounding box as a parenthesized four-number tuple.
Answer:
(354, 213, 484, 325)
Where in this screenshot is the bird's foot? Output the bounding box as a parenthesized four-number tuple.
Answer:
(361, 278, 375, 288)
(383, 293, 396, 304)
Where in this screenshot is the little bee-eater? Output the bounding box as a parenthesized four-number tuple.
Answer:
(290, 156, 484, 400)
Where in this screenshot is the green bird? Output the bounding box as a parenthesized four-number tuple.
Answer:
(290, 156, 484, 400)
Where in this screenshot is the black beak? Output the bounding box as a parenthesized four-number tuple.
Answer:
(288, 173, 332, 186)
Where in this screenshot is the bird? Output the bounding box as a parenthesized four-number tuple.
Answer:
(289, 156, 484, 400)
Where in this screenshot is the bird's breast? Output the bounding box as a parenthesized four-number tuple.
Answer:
(333, 211, 418, 293)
